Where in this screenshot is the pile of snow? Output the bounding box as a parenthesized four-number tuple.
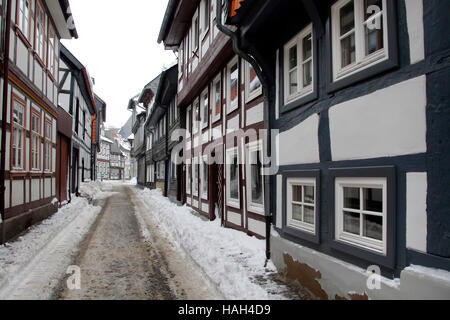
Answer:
(126, 177, 137, 185)
(79, 181, 117, 201)
(138, 188, 285, 300)
(0, 196, 102, 299)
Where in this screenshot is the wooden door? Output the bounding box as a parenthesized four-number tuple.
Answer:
(56, 134, 70, 203)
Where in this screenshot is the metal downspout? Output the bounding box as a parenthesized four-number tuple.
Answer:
(216, 0, 272, 263)
(1, 0, 12, 244)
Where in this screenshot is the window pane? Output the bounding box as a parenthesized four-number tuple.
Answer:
(341, 33, 356, 67)
(344, 187, 360, 209)
(302, 34, 312, 61)
(289, 70, 297, 95)
(363, 214, 383, 240)
(202, 164, 208, 194)
(304, 205, 315, 225)
(292, 185, 302, 202)
(343, 211, 360, 235)
(364, 0, 383, 20)
(230, 63, 238, 106)
(251, 151, 263, 205)
(365, 17, 384, 55)
(248, 64, 261, 93)
(304, 185, 314, 204)
(289, 45, 297, 70)
(303, 60, 312, 87)
(292, 204, 302, 221)
(230, 154, 239, 199)
(340, 0, 355, 35)
(363, 188, 383, 212)
(215, 81, 221, 117)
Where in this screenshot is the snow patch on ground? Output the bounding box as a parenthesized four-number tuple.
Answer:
(79, 181, 117, 201)
(0, 183, 104, 300)
(138, 188, 286, 300)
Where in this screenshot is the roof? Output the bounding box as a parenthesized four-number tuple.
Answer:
(138, 74, 161, 105)
(158, 0, 199, 49)
(100, 136, 113, 144)
(47, 0, 78, 39)
(60, 44, 96, 115)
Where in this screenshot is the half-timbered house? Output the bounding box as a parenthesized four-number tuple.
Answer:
(58, 44, 96, 195)
(0, 0, 77, 242)
(224, 0, 450, 299)
(158, 0, 268, 238)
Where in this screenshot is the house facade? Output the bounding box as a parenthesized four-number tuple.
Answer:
(97, 135, 112, 180)
(92, 94, 107, 180)
(224, 0, 450, 299)
(129, 94, 148, 187)
(59, 44, 96, 195)
(159, 0, 268, 238)
(0, 0, 77, 242)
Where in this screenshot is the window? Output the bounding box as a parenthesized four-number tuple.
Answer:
(201, 89, 209, 129)
(186, 106, 192, 137)
(201, 0, 210, 37)
(83, 111, 86, 140)
(75, 98, 80, 134)
(245, 61, 262, 103)
(192, 11, 199, 54)
(12, 99, 25, 170)
(200, 156, 208, 199)
(212, 76, 221, 123)
(178, 40, 184, 76)
(31, 112, 40, 170)
(186, 162, 191, 194)
(284, 24, 313, 104)
(227, 58, 239, 114)
(35, 1, 45, 62)
(246, 142, 264, 213)
(226, 148, 240, 207)
(44, 120, 52, 172)
(332, 0, 388, 81)
(335, 177, 387, 254)
(18, 0, 31, 41)
(286, 178, 316, 234)
(193, 157, 199, 197)
(47, 23, 57, 76)
(193, 99, 200, 134)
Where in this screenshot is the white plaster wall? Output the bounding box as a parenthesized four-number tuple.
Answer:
(45, 178, 51, 199)
(406, 0, 425, 64)
(227, 210, 242, 226)
(329, 76, 427, 161)
(278, 114, 320, 166)
(202, 202, 209, 213)
(193, 199, 198, 208)
(246, 103, 264, 126)
(227, 115, 239, 132)
(31, 179, 40, 202)
(34, 62, 43, 91)
(25, 179, 30, 203)
(12, 180, 24, 207)
(52, 178, 56, 197)
(248, 218, 265, 237)
(5, 180, 10, 208)
(406, 172, 428, 253)
(16, 41, 28, 75)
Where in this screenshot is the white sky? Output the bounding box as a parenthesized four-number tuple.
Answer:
(61, 0, 176, 128)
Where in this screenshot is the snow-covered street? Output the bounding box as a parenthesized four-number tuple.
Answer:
(0, 181, 308, 300)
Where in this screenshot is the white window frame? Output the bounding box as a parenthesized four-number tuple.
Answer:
(226, 56, 239, 114)
(44, 120, 52, 172)
(226, 147, 240, 208)
(201, 88, 209, 129)
(331, 0, 389, 82)
(191, 10, 199, 56)
(193, 99, 200, 134)
(245, 61, 262, 103)
(286, 178, 316, 234)
(200, 0, 210, 40)
(186, 159, 191, 195)
(283, 24, 314, 104)
(212, 75, 221, 123)
(12, 100, 25, 171)
(178, 40, 184, 79)
(31, 112, 40, 171)
(245, 141, 264, 214)
(186, 105, 192, 138)
(200, 155, 208, 200)
(335, 177, 387, 255)
(193, 157, 199, 197)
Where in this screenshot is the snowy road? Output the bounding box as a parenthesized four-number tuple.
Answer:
(0, 181, 307, 300)
(60, 184, 223, 300)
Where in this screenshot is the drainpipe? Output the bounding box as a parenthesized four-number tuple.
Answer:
(1, 0, 12, 245)
(216, 0, 272, 263)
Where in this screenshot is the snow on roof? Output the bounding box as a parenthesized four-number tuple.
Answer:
(100, 136, 113, 144)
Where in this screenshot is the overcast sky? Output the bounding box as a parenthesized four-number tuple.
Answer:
(62, 0, 176, 128)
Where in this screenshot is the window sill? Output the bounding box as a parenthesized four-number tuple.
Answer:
(14, 26, 32, 49)
(227, 103, 239, 115)
(245, 89, 263, 105)
(280, 90, 317, 115)
(227, 199, 240, 209)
